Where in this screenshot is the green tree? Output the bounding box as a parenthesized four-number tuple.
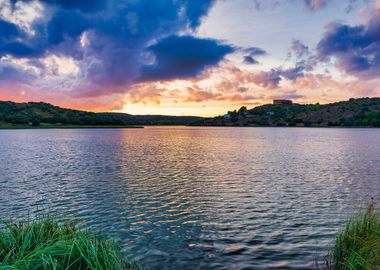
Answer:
(32, 119, 41, 126)
(238, 106, 247, 114)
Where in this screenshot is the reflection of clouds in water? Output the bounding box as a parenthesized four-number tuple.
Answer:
(0, 127, 379, 269)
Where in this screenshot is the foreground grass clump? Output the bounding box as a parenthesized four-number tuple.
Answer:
(328, 199, 380, 270)
(0, 217, 141, 270)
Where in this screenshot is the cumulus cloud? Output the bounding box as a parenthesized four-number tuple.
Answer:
(122, 62, 359, 110)
(139, 35, 234, 82)
(0, 0, 233, 99)
(1, 0, 377, 113)
(317, 6, 380, 79)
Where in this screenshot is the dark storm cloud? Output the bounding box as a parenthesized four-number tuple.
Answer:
(0, 16, 47, 58)
(317, 11, 380, 79)
(1, 0, 235, 95)
(317, 24, 372, 56)
(46, 9, 90, 45)
(139, 35, 234, 81)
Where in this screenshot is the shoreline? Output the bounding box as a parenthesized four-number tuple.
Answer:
(189, 125, 380, 128)
(2, 125, 380, 129)
(0, 125, 144, 129)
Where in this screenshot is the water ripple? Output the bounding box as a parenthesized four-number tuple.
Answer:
(0, 127, 379, 269)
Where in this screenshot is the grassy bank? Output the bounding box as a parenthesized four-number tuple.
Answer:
(327, 199, 380, 270)
(0, 217, 141, 270)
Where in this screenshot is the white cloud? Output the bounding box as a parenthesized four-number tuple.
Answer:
(0, 0, 45, 35)
(42, 54, 80, 76)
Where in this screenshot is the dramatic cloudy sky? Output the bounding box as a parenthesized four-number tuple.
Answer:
(1, 0, 380, 116)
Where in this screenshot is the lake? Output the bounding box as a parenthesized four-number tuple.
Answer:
(0, 127, 379, 269)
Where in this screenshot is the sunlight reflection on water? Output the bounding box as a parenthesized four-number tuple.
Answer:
(0, 127, 379, 269)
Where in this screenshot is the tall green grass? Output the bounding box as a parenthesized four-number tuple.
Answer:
(327, 199, 380, 270)
(0, 217, 141, 270)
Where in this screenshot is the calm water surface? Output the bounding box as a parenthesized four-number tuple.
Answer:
(0, 127, 379, 269)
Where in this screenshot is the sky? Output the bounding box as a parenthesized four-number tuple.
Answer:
(1, 0, 380, 116)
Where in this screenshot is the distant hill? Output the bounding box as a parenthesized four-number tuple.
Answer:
(0, 101, 203, 127)
(191, 98, 380, 127)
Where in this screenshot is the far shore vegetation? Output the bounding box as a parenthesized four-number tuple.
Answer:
(0, 101, 202, 127)
(326, 199, 380, 270)
(3, 98, 380, 129)
(193, 97, 380, 127)
(0, 216, 141, 270)
(0, 124, 143, 129)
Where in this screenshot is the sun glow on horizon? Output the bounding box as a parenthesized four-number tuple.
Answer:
(1, 0, 380, 115)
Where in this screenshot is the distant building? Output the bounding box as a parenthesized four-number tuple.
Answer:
(273, 99, 292, 105)
(223, 114, 232, 119)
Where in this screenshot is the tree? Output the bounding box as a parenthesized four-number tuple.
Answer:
(238, 106, 247, 114)
(227, 110, 238, 117)
(32, 119, 41, 126)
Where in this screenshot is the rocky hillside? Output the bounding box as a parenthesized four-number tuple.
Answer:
(191, 98, 380, 127)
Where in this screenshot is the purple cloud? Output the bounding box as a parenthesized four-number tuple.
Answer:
(250, 64, 306, 89)
(243, 47, 266, 65)
(1, 0, 226, 96)
(280, 64, 305, 80)
(244, 56, 259, 64)
(317, 11, 380, 79)
(290, 40, 309, 59)
(139, 35, 234, 81)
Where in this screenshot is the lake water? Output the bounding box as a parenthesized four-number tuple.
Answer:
(0, 127, 379, 269)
